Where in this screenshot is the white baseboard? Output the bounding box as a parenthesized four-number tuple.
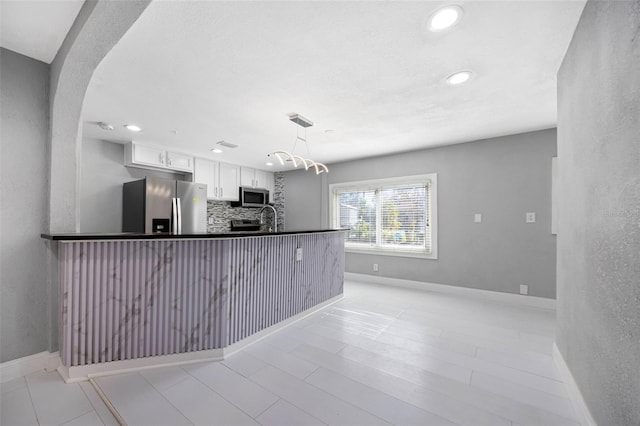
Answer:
(59, 349, 225, 383)
(552, 343, 598, 426)
(223, 294, 343, 357)
(344, 272, 556, 310)
(57, 294, 343, 383)
(0, 351, 60, 383)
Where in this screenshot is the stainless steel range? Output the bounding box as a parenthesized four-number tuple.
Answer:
(230, 219, 261, 232)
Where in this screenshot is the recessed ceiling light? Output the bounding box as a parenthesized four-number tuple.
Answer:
(210, 148, 223, 154)
(97, 122, 114, 131)
(265, 162, 274, 167)
(446, 70, 473, 85)
(428, 5, 463, 32)
(124, 124, 142, 132)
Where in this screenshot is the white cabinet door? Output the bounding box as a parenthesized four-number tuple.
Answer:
(132, 144, 165, 167)
(166, 151, 194, 172)
(264, 172, 275, 197)
(218, 162, 240, 201)
(240, 167, 273, 193)
(126, 143, 195, 174)
(254, 170, 274, 193)
(194, 158, 217, 199)
(240, 167, 255, 187)
(253, 169, 268, 189)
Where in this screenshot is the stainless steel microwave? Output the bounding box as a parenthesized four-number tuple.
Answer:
(232, 187, 270, 208)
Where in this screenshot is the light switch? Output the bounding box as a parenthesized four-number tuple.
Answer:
(474, 213, 482, 223)
(295, 247, 303, 261)
(526, 212, 536, 223)
(208, 217, 214, 225)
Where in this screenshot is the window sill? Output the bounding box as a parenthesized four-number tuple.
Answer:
(345, 247, 437, 260)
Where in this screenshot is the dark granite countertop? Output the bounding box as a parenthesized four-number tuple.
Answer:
(41, 229, 347, 241)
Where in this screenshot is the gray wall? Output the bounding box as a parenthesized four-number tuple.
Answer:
(0, 49, 50, 362)
(285, 129, 557, 298)
(557, 1, 640, 425)
(284, 168, 324, 231)
(80, 137, 186, 232)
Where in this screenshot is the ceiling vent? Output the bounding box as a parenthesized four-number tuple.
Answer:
(288, 114, 313, 128)
(216, 140, 238, 148)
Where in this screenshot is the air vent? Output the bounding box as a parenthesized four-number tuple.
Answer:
(217, 140, 238, 148)
(289, 114, 313, 128)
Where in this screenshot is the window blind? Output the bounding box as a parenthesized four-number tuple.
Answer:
(335, 181, 431, 253)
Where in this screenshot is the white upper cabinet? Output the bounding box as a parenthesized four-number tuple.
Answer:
(240, 167, 255, 187)
(265, 172, 275, 197)
(256, 169, 275, 197)
(127, 143, 165, 168)
(194, 158, 239, 201)
(125, 142, 194, 173)
(254, 169, 268, 188)
(166, 151, 193, 172)
(218, 162, 240, 201)
(241, 167, 274, 192)
(124, 142, 269, 202)
(194, 158, 217, 199)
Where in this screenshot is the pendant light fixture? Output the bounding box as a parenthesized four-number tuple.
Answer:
(269, 114, 328, 174)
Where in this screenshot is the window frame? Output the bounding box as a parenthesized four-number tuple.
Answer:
(330, 173, 438, 260)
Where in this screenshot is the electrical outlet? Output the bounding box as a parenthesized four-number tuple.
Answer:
(526, 212, 536, 223)
(520, 284, 529, 295)
(295, 247, 303, 261)
(208, 217, 214, 225)
(474, 213, 482, 223)
(373, 263, 379, 272)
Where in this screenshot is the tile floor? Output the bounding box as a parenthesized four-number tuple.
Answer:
(0, 280, 581, 426)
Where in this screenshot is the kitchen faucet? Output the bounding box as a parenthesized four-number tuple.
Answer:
(259, 205, 278, 232)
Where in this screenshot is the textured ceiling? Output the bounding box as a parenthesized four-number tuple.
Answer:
(82, 1, 586, 171)
(0, 0, 83, 64)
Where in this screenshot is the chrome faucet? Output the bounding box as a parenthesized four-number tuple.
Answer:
(259, 205, 278, 233)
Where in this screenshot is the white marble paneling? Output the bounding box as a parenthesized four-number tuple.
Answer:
(58, 231, 345, 368)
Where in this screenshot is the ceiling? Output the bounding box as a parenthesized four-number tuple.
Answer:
(4, 1, 586, 172)
(0, 0, 83, 64)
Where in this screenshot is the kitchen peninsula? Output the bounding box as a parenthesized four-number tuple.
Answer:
(41, 230, 346, 381)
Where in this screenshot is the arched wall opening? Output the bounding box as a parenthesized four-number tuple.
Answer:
(44, 0, 151, 355)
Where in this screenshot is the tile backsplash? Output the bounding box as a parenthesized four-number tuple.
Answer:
(273, 172, 285, 230)
(206, 172, 285, 233)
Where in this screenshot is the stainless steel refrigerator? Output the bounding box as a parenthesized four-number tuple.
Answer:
(123, 177, 207, 234)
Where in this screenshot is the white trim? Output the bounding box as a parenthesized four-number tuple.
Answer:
(58, 349, 224, 383)
(0, 351, 60, 383)
(344, 272, 556, 310)
(346, 247, 434, 259)
(57, 294, 343, 383)
(552, 343, 598, 426)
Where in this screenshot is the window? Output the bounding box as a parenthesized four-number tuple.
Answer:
(330, 174, 437, 259)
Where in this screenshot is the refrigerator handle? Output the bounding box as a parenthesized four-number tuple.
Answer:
(177, 198, 182, 234)
(171, 197, 182, 234)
